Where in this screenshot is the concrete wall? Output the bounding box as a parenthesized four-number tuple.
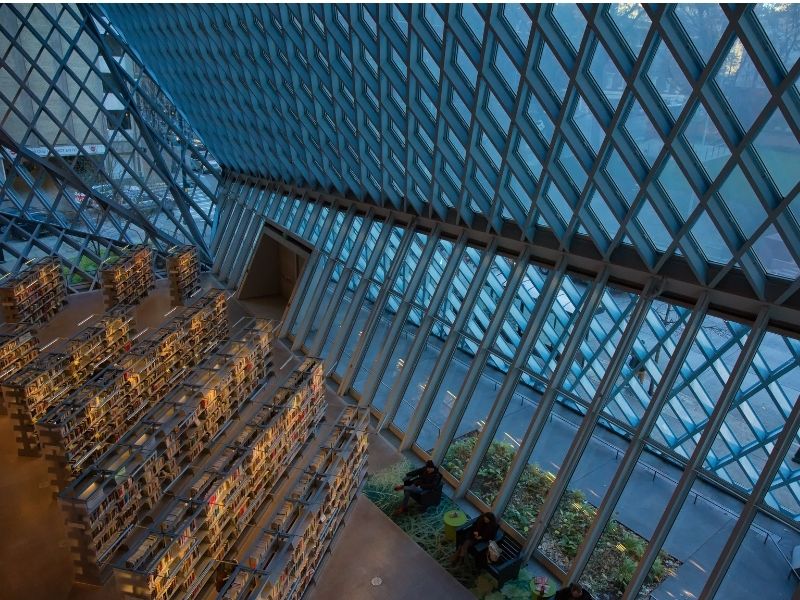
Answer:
(239, 232, 306, 301)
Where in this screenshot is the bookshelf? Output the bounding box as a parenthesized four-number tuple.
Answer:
(3, 310, 135, 456)
(100, 245, 155, 310)
(166, 245, 200, 307)
(111, 359, 326, 598)
(214, 406, 368, 600)
(38, 289, 229, 493)
(0, 323, 39, 415)
(0, 256, 67, 324)
(58, 319, 274, 584)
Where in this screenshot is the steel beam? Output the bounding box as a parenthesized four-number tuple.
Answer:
(620, 307, 770, 599)
(521, 278, 660, 559)
(565, 294, 710, 586)
(449, 258, 568, 495)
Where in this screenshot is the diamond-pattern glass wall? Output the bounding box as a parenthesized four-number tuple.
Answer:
(216, 177, 800, 599)
(0, 3, 220, 289)
(106, 4, 800, 306)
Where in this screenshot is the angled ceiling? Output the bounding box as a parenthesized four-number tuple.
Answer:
(103, 4, 800, 306)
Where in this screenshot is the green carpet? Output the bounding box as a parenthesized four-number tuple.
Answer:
(362, 460, 535, 600)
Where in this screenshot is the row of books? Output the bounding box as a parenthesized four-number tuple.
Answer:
(3, 308, 135, 456)
(58, 319, 274, 584)
(100, 245, 155, 310)
(166, 246, 201, 307)
(0, 256, 67, 324)
(0, 323, 39, 414)
(112, 360, 326, 600)
(216, 406, 368, 600)
(37, 289, 229, 493)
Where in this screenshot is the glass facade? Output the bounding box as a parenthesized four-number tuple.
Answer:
(2, 4, 800, 600)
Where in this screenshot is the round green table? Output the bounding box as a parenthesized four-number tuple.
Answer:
(530, 576, 557, 599)
(442, 509, 468, 541)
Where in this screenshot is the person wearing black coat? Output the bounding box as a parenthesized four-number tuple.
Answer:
(451, 511, 499, 565)
(393, 460, 442, 514)
(553, 583, 593, 600)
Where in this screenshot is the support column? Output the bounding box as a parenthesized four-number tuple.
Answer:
(335, 223, 420, 395)
(379, 240, 498, 430)
(521, 278, 660, 559)
(565, 294, 710, 584)
(620, 307, 770, 599)
(446, 258, 567, 492)
(488, 269, 615, 516)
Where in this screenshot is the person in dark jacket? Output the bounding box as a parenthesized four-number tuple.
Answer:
(451, 511, 499, 565)
(393, 460, 441, 514)
(553, 583, 593, 600)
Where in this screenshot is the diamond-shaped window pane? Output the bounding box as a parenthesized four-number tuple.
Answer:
(690, 211, 732, 264)
(647, 40, 692, 119)
(674, 4, 727, 64)
(526, 91, 554, 142)
(589, 42, 625, 110)
(608, 4, 651, 58)
(551, 4, 586, 52)
(605, 149, 639, 206)
(659, 157, 699, 221)
(719, 166, 767, 239)
(572, 96, 603, 155)
(754, 4, 800, 74)
(753, 109, 800, 197)
(538, 41, 569, 101)
(455, 44, 478, 86)
(637, 199, 672, 251)
(751, 225, 800, 279)
(460, 4, 485, 43)
(486, 91, 511, 133)
(558, 142, 587, 190)
(715, 38, 770, 132)
(494, 42, 520, 91)
(502, 4, 531, 47)
(515, 135, 543, 179)
(589, 190, 620, 239)
(683, 103, 731, 180)
(624, 100, 663, 166)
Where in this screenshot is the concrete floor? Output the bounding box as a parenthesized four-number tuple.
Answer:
(0, 285, 470, 600)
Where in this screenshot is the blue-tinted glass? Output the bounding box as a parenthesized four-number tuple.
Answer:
(487, 91, 511, 133)
(508, 172, 533, 212)
(608, 3, 651, 57)
(572, 96, 604, 154)
(637, 199, 671, 250)
(752, 225, 800, 279)
(715, 38, 770, 132)
(551, 4, 586, 51)
(456, 44, 478, 86)
(719, 166, 767, 239)
(754, 4, 800, 74)
(647, 40, 692, 119)
(480, 132, 502, 171)
(754, 109, 800, 197)
(503, 4, 532, 47)
(547, 183, 573, 227)
(460, 4, 485, 42)
(423, 4, 444, 42)
(447, 127, 467, 161)
(683, 103, 731, 180)
(421, 45, 439, 81)
(624, 100, 663, 166)
(559, 142, 587, 189)
(515, 134, 543, 179)
(589, 190, 620, 239)
(494, 42, 521, 91)
(526, 91, 554, 142)
(674, 4, 727, 64)
(450, 89, 472, 126)
(604, 149, 639, 206)
(538, 42, 569, 101)
(690, 211, 732, 264)
(659, 157, 698, 221)
(589, 42, 625, 110)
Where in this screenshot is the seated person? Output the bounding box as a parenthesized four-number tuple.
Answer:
(554, 583, 593, 600)
(451, 511, 498, 565)
(393, 460, 441, 514)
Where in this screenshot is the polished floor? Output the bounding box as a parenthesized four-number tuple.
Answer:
(0, 282, 470, 600)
